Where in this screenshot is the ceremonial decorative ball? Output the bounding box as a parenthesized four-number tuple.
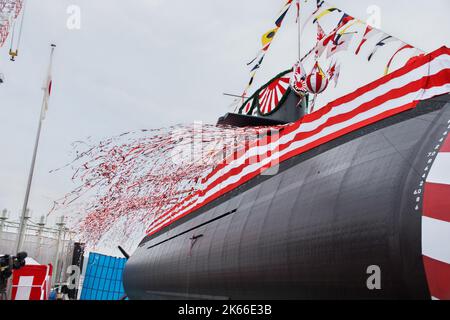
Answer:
(306, 71, 329, 94)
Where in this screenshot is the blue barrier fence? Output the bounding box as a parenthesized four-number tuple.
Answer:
(80, 252, 126, 300)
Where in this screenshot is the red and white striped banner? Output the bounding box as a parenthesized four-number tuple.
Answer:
(146, 47, 450, 240)
(422, 126, 450, 300)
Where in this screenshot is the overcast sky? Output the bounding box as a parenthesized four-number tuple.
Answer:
(0, 0, 449, 232)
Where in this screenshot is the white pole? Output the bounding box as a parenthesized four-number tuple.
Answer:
(52, 216, 65, 288)
(15, 44, 56, 253)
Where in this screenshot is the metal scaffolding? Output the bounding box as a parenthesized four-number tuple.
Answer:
(0, 210, 77, 288)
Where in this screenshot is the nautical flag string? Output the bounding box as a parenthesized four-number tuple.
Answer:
(326, 32, 355, 59)
(250, 55, 265, 72)
(247, 0, 293, 67)
(300, 0, 324, 30)
(367, 35, 398, 61)
(384, 44, 414, 75)
(293, 0, 424, 79)
(243, 0, 294, 97)
(327, 60, 341, 87)
(333, 19, 360, 43)
(261, 27, 280, 48)
(317, 21, 325, 41)
(276, 7, 290, 27)
(313, 6, 341, 24)
(354, 25, 375, 55)
(243, 0, 424, 113)
(314, 13, 355, 57)
(335, 13, 354, 29)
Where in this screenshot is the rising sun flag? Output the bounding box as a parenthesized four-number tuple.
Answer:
(41, 45, 55, 120)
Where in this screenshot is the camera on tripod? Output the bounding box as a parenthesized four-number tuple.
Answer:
(0, 252, 27, 295)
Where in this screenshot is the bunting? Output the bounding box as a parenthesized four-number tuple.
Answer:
(315, 30, 338, 56)
(243, 0, 420, 111)
(248, 0, 293, 65)
(326, 32, 354, 58)
(313, 7, 341, 24)
(295, 0, 420, 81)
(250, 55, 265, 72)
(261, 27, 280, 47)
(317, 22, 325, 41)
(333, 19, 360, 43)
(327, 61, 341, 87)
(384, 44, 414, 75)
(367, 35, 398, 61)
(245, 70, 257, 93)
(276, 8, 290, 27)
(333, 64, 340, 87)
(325, 19, 360, 59)
(354, 25, 376, 55)
(314, 13, 355, 57)
(243, 0, 294, 97)
(335, 13, 354, 29)
(301, 0, 324, 30)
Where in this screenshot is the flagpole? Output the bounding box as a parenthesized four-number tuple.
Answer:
(15, 44, 56, 253)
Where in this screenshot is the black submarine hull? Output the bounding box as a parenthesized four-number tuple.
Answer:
(123, 95, 450, 299)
